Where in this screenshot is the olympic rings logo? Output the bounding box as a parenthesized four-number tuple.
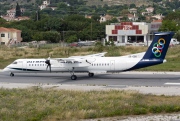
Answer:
(152, 38, 166, 57)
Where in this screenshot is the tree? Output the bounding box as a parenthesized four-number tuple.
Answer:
(174, 30, 180, 41)
(91, 15, 100, 22)
(66, 35, 78, 43)
(32, 32, 43, 41)
(15, 2, 21, 17)
(159, 20, 178, 32)
(130, 4, 136, 8)
(43, 31, 60, 43)
(12, 25, 32, 42)
(0, 18, 6, 26)
(34, 10, 41, 21)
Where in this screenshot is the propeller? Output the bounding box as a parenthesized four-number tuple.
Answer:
(45, 58, 51, 72)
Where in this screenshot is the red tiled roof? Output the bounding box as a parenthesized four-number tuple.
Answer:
(153, 19, 162, 22)
(0, 27, 21, 32)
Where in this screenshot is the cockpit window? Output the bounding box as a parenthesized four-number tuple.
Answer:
(12, 61, 17, 64)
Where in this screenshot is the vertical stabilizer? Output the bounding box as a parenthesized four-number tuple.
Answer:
(143, 32, 174, 60)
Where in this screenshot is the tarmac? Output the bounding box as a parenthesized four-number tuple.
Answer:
(1, 71, 180, 121)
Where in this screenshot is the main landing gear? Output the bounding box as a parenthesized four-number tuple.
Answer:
(88, 72, 94, 77)
(10, 72, 14, 77)
(70, 67, 77, 80)
(71, 75, 77, 80)
(70, 67, 94, 80)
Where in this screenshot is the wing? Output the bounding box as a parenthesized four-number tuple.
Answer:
(69, 52, 107, 58)
(52, 58, 92, 68)
(49, 52, 106, 69)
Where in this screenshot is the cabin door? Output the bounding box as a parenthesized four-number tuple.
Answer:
(110, 60, 115, 70)
(22, 61, 27, 71)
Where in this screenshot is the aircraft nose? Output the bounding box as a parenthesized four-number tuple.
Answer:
(2, 67, 9, 72)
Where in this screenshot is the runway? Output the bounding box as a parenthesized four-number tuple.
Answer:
(0, 71, 180, 87)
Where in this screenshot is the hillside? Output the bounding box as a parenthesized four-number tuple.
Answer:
(0, 0, 152, 7)
(0, 0, 36, 4)
(85, 0, 152, 7)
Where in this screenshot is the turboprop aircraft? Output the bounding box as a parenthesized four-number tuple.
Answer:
(3, 32, 174, 80)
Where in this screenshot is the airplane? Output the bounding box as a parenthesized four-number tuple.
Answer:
(3, 32, 174, 80)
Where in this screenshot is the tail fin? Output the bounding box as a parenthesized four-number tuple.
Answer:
(143, 32, 174, 60)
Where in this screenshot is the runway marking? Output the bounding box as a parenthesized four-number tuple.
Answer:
(164, 83, 180, 86)
(106, 85, 127, 88)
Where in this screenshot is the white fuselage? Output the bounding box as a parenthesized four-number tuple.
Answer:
(3, 56, 143, 73)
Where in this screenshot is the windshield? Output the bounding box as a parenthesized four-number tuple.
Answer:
(12, 61, 17, 64)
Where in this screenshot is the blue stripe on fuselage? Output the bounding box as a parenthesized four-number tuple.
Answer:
(9, 68, 42, 71)
(124, 59, 163, 71)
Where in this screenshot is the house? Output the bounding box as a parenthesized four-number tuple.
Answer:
(116, 16, 124, 22)
(39, 0, 50, 10)
(0, 16, 14, 21)
(129, 8, 137, 13)
(152, 14, 164, 20)
(0, 27, 22, 46)
(14, 16, 30, 21)
(6, 8, 26, 18)
(85, 15, 92, 19)
(100, 14, 113, 23)
(6, 8, 16, 18)
(1, 8, 28, 21)
(50, 7, 57, 11)
(127, 14, 138, 21)
(1, 15, 30, 22)
(146, 7, 154, 13)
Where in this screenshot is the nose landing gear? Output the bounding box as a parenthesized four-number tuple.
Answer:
(10, 72, 14, 77)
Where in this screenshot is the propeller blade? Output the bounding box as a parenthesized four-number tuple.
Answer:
(45, 59, 51, 72)
(49, 65, 51, 73)
(46, 65, 49, 70)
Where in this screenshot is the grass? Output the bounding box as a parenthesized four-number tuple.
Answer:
(1, 88, 180, 121)
(0, 45, 180, 71)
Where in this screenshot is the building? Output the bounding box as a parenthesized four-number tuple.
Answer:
(127, 14, 138, 21)
(100, 14, 113, 23)
(85, 15, 92, 19)
(39, 0, 50, 10)
(1, 8, 29, 21)
(105, 21, 162, 46)
(6, 8, 25, 18)
(0, 27, 22, 46)
(14, 16, 30, 21)
(146, 7, 154, 13)
(129, 8, 137, 13)
(151, 14, 164, 20)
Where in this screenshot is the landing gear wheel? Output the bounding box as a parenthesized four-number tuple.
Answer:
(10, 72, 14, 77)
(71, 75, 77, 80)
(88, 73, 94, 77)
